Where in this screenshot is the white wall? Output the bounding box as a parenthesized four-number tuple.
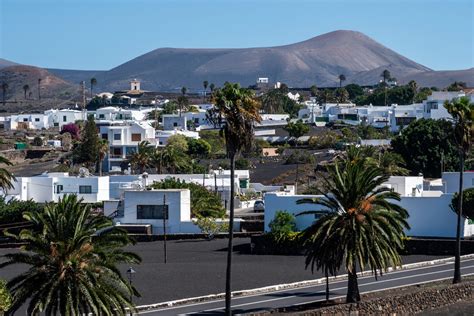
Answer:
(442, 172, 474, 194)
(264, 193, 323, 232)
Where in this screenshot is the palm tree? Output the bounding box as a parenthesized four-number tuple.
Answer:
(297, 158, 409, 303)
(338, 74, 346, 88)
(209, 83, 215, 93)
(22, 85, 30, 100)
(209, 82, 261, 315)
(98, 139, 109, 176)
(0, 195, 141, 315)
(160, 146, 188, 174)
(181, 86, 187, 96)
(0, 156, 15, 191)
(408, 80, 418, 103)
(37, 78, 42, 100)
(444, 96, 474, 284)
(1, 83, 8, 105)
(381, 69, 391, 83)
(203, 80, 209, 102)
(130, 141, 152, 174)
(90, 77, 97, 98)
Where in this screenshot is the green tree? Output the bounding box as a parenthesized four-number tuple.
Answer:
(309, 85, 318, 97)
(187, 138, 211, 158)
(261, 88, 301, 118)
(284, 120, 310, 139)
(451, 188, 474, 220)
(391, 119, 460, 178)
(150, 178, 225, 217)
(414, 87, 432, 103)
(203, 80, 209, 102)
(22, 84, 29, 100)
(345, 84, 364, 100)
(0, 197, 42, 225)
(32, 136, 43, 146)
(334, 87, 349, 103)
(444, 96, 473, 284)
(167, 134, 189, 152)
(209, 83, 215, 92)
(268, 211, 296, 236)
(297, 159, 409, 303)
(73, 115, 100, 168)
(208, 82, 261, 315)
(90, 77, 97, 98)
(338, 74, 346, 88)
(446, 81, 466, 92)
(0, 156, 15, 192)
(0, 195, 141, 315)
(130, 141, 152, 174)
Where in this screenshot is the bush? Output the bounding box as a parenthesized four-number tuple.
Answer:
(308, 131, 341, 149)
(0, 198, 43, 225)
(235, 158, 250, 169)
(195, 217, 229, 239)
(269, 211, 296, 235)
(187, 138, 211, 158)
(284, 150, 315, 164)
(451, 188, 474, 220)
(32, 136, 43, 146)
(0, 279, 12, 314)
(60, 123, 80, 139)
(150, 178, 225, 218)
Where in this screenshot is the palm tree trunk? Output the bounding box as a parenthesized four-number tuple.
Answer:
(453, 151, 464, 283)
(346, 265, 360, 303)
(225, 154, 236, 315)
(99, 159, 103, 176)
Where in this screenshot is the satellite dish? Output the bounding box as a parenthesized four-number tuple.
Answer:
(78, 167, 90, 178)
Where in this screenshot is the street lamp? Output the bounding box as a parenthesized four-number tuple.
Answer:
(127, 267, 136, 310)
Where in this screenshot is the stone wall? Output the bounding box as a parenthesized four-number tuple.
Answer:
(250, 281, 473, 315)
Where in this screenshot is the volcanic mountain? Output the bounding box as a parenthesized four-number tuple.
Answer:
(85, 30, 434, 91)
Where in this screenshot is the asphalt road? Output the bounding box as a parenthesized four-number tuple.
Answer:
(140, 257, 474, 315)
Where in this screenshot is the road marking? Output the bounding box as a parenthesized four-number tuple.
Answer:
(139, 258, 474, 314)
(184, 265, 474, 314)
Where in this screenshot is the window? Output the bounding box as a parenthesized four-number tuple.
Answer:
(173, 122, 178, 127)
(79, 185, 92, 194)
(56, 185, 63, 194)
(54, 123, 59, 127)
(63, 116, 67, 122)
(114, 134, 121, 140)
(137, 205, 169, 219)
(35, 118, 40, 122)
(99, 114, 105, 119)
(23, 118, 28, 122)
(131, 133, 141, 142)
(101, 133, 108, 140)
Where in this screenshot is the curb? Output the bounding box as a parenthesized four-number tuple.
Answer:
(136, 253, 474, 312)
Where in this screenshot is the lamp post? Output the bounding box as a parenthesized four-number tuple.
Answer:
(126, 267, 136, 314)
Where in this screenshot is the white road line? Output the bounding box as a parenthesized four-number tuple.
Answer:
(139, 259, 474, 314)
(140, 258, 473, 313)
(185, 265, 474, 314)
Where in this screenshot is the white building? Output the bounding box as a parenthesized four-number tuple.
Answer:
(104, 189, 241, 234)
(155, 130, 199, 146)
(98, 121, 156, 172)
(264, 173, 474, 238)
(45, 109, 87, 129)
(94, 106, 154, 122)
(5, 173, 110, 203)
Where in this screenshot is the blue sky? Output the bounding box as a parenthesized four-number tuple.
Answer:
(1, 0, 472, 70)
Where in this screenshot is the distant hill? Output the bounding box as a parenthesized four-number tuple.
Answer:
(0, 58, 18, 69)
(0, 65, 81, 112)
(88, 30, 433, 91)
(3, 30, 473, 103)
(47, 68, 106, 85)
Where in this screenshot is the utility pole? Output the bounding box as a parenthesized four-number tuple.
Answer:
(163, 194, 168, 264)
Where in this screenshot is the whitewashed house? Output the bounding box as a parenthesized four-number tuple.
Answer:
(5, 173, 110, 203)
(264, 172, 474, 238)
(98, 121, 156, 172)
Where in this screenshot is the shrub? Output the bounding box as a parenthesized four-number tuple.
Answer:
(60, 123, 80, 139)
(0, 279, 12, 314)
(195, 217, 229, 239)
(187, 138, 211, 158)
(32, 136, 43, 146)
(269, 211, 296, 235)
(451, 188, 474, 220)
(284, 150, 315, 164)
(308, 131, 341, 149)
(235, 158, 250, 169)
